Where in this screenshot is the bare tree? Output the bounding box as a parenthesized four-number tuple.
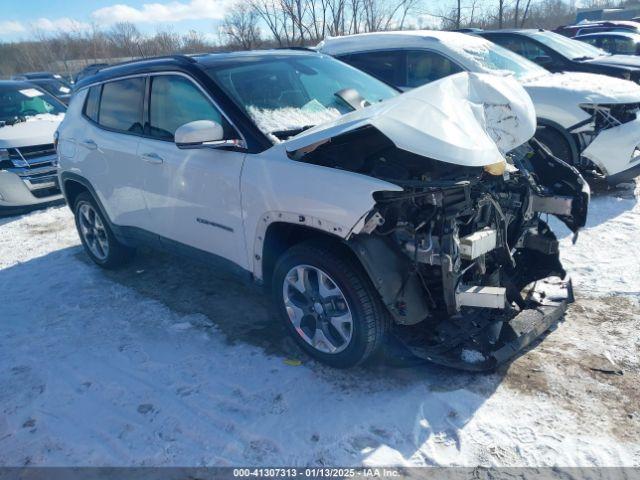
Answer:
(108, 22, 142, 57)
(221, 3, 262, 49)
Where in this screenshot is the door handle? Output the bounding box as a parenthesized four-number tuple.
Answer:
(80, 139, 97, 150)
(141, 152, 164, 165)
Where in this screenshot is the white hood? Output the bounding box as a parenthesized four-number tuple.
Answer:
(521, 71, 640, 104)
(283, 72, 536, 167)
(0, 114, 64, 149)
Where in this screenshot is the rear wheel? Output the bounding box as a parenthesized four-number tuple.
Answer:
(272, 241, 389, 368)
(74, 192, 134, 269)
(534, 126, 574, 164)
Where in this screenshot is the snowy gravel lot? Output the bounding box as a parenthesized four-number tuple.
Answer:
(0, 184, 639, 467)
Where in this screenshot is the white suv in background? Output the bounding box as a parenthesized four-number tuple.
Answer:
(56, 52, 588, 370)
(0, 81, 66, 215)
(318, 30, 640, 185)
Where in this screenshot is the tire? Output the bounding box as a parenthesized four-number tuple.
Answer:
(534, 126, 573, 164)
(73, 192, 134, 269)
(272, 240, 389, 368)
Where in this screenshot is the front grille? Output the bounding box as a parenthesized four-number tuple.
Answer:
(8, 143, 56, 167)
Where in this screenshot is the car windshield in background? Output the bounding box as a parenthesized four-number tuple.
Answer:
(0, 84, 65, 124)
(207, 55, 398, 139)
(531, 31, 609, 60)
(461, 41, 549, 79)
(36, 79, 72, 96)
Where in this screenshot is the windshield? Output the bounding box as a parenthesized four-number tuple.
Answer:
(531, 31, 609, 60)
(36, 79, 72, 96)
(207, 54, 398, 139)
(0, 84, 66, 123)
(455, 40, 549, 80)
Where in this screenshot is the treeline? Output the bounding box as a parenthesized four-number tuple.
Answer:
(0, 0, 631, 78)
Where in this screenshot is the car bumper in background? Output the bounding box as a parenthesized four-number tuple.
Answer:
(582, 116, 640, 184)
(0, 166, 64, 215)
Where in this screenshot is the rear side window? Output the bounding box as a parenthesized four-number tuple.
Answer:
(83, 85, 101, 123)
(406, 50, 464, 87)
(340, 50, 405, 86)
(98, 77, 144, 134)
(148, 75, 233, 141)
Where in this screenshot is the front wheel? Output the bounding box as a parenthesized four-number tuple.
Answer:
(272, 241, 389, 368)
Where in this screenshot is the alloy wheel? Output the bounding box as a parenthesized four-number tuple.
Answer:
(282, 264, 353, 354)
(78, 203, 109, 261)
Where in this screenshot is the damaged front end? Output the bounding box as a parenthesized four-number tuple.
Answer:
(351, 139, 588, 370)
(574, 102, 640, 184)
(284, 72, 589, 370)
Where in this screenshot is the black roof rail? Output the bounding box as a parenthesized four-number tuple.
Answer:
(97, 54, 197, 73)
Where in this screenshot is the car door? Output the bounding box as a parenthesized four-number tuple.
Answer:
(87, 77, 154, 231)
(136, 73, 248, 269)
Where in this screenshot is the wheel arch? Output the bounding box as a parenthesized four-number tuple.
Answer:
(259, 218, 431, 326)
(60, 172, 115, 234)
(536, 118, 580, 165)
(260, 220, 356, 289)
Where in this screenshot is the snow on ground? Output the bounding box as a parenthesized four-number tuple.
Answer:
(0, 187, 639, 467)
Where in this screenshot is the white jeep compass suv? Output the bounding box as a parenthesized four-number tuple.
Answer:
(56, 51, 588, 370)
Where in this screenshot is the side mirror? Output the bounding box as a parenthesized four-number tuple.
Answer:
(534, 55, 554, 67)
(175, 120, 245, 150)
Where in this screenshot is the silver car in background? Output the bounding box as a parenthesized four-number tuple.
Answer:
(0, 81, 66, 215)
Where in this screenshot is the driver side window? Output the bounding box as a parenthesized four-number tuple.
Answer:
(148, 75, 234, 141)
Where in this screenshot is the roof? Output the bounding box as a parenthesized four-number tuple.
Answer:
(319, 30, 489, 55)
(14, 72, 55, 79)
(73, 49, 320, 90)
(570, 20, 640, 27)
(574, 30, 640, 39)
(479, 29, 544, 35)
(0, 80, 36, 88)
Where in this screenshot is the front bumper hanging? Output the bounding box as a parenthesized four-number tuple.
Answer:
(394, 276, 574, 371)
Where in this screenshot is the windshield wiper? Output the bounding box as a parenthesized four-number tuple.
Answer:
(573, 56, 594, 61)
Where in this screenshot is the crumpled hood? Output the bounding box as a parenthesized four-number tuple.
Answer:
(521, 71, 640, 104)
(0, 114, 64, 149)
(283, 72, 536, 167)
(583, 54, 640, 69)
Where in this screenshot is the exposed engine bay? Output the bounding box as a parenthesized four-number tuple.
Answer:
(292, 125, 589, 370)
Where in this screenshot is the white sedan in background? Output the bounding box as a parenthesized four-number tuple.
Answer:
(319, 30, 640, 184)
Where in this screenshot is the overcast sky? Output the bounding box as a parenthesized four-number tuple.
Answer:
(0, 0, 240, 41)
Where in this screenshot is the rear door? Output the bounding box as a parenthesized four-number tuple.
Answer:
(136, 73, 248, 268)
(83, 77, 153, 231)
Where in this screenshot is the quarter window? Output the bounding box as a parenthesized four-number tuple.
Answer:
(148, 75, 231, 141)
(98, 77, 144, 134)
(406, 50, 463, 87)
(83, 85, 101, 123)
